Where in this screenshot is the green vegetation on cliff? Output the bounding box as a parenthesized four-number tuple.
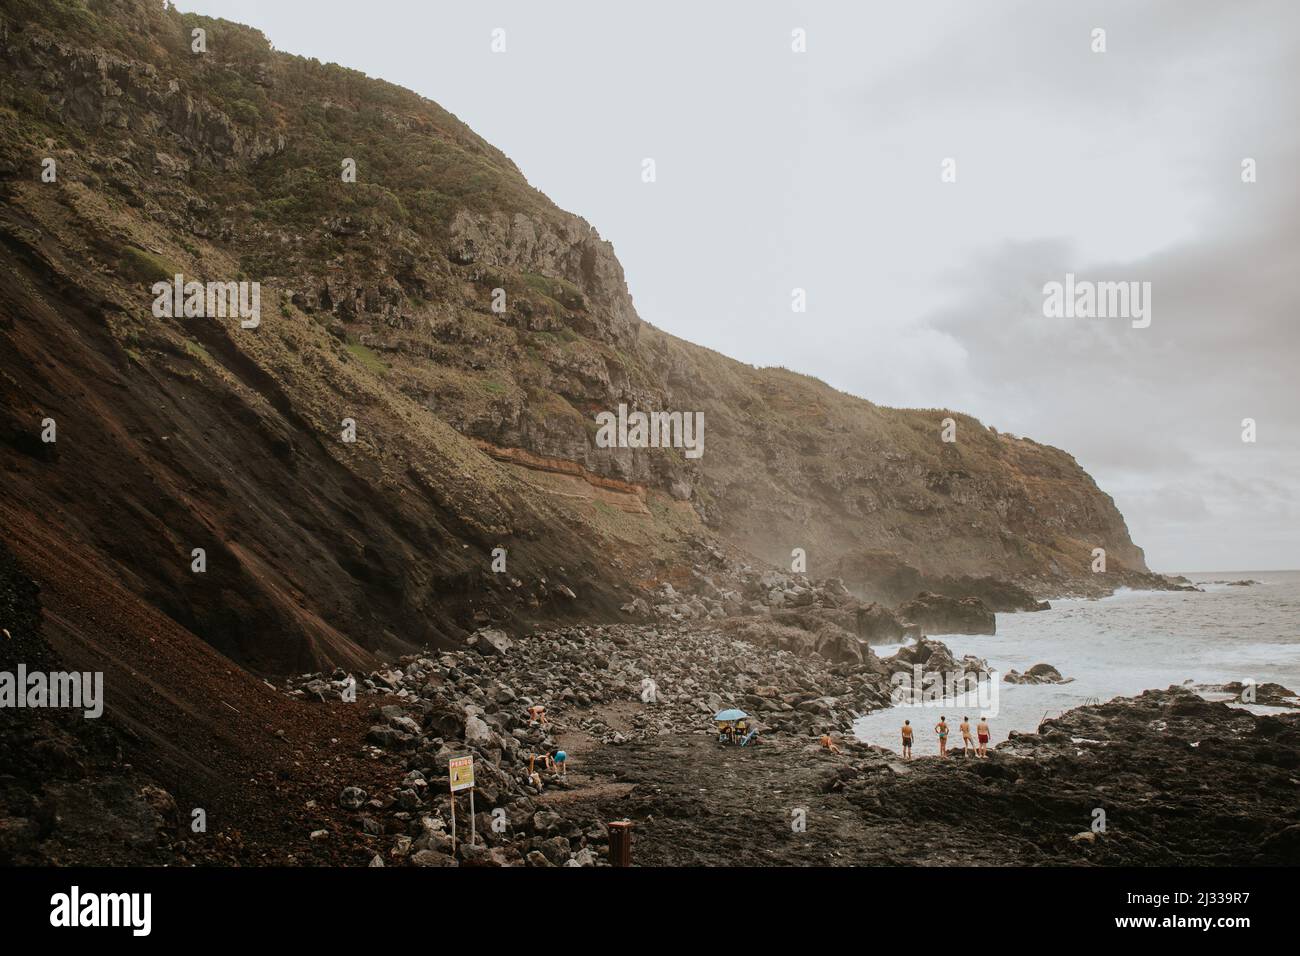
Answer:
(0, 0, 1153, 672)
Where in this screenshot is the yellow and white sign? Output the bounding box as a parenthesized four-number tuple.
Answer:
(449, 755, 475, 792)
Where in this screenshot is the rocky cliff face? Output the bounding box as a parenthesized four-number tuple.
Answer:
(0, 2, 1152, 674)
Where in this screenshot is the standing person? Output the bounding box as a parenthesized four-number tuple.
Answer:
(901, 720, 914, 759)
(977, 716, 991, 758)
(527, 703, 548, 726)
(554, 750, 567, 776)
(935, 716, 950, 757)
(960, 716, 974, 758)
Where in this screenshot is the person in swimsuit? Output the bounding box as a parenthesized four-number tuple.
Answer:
(977, 717, 991, 758)
(901, 720, 914, 759)
(935, 716, 950, 757)
(819, 732, 842, 754)
(960, 716, 974, 757)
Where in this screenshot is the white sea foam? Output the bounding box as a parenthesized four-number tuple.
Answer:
(853, 571, 1300, 750)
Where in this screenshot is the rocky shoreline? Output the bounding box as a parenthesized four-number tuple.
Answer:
(6, 605, 1297, 866)
(6, 533, 1291, 868)
(275, 622, 1300, 867)
(583, 684, 1300, 866)
(615, 549, 1195, 644)
(281, 621, 890, 866)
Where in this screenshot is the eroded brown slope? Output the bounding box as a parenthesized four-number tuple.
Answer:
(0, 529, 400, 865)
(0, 187, 636, 672)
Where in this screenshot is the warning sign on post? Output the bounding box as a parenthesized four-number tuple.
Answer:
(449, 755, 475, 792)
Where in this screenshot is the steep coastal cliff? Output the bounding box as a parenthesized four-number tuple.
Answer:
(1, 1, 1154, 677)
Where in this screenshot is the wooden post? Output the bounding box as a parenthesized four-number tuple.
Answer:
(608, 820, 633, 867)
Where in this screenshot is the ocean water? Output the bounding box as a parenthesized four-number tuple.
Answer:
(851, 570, 1300, 751)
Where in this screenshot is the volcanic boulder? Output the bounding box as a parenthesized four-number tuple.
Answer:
(896, 592, 995, 636)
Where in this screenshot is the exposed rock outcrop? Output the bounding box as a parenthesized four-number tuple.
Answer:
(896, 592, 996, 636)
(1004, 663, 1073, 685)
(883, 636, 990, 679)
(1195, 680, 1299, 708)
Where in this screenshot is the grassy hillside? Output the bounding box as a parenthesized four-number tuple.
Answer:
(0, 0, 1149, 672)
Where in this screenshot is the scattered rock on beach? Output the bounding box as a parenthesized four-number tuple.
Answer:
(1004, 663, 1073, 685)
(896, 592, 996, 635)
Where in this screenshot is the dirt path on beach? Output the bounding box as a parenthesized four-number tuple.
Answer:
(574, 731, 959, 866)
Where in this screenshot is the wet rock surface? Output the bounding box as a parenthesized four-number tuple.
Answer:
(582, 686, 1300, 866)
(896, 591, 996, 636)
(1194, 681, 1299, 708)
(1004, 663, 1073, 685)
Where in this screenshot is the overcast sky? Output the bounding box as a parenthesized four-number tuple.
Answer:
(182, 0, 1298, 572)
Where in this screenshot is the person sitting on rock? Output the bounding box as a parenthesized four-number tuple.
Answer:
(977, 717, 991, 758)
(819, 733, 841, 755)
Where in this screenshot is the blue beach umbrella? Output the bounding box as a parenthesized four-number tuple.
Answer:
(714, 708, 748, 722)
